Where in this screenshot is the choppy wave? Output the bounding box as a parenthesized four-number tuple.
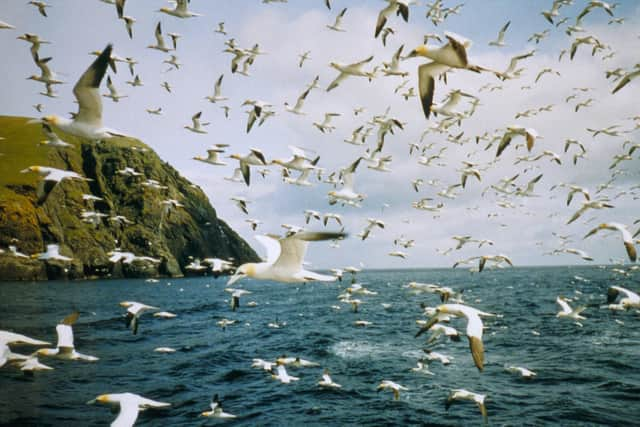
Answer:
(1, 266, 639, 425)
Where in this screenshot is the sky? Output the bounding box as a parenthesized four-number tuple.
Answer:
(0, 0, 639, 270)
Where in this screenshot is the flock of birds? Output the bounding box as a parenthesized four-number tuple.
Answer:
(1, 0, 640, 425)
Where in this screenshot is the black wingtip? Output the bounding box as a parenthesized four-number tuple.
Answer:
(88, 44, 113, 88)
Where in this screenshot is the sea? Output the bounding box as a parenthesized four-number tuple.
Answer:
(1, 266, 639, 426)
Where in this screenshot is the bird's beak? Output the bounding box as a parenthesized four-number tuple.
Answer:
(87, 395, 107, 405)
(26, 118, 42, 125)
(227, 272, 246, 286)
(20, 168, 32, 174)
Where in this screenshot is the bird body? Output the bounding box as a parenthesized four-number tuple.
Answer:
(228, 231, 346, 285)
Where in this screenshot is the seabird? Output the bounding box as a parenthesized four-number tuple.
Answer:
(312, 112, 340, 133)
(33, 244, 73, 262)
(228, 148, 267, 186)
(612, 64, 640, 94)
(184, 111, 209, 134)
(271, 364, 299, 384)
(27, 55, 64, 85)
(446, 389, 488, 423)
(17, 33, 51, 60)
(374, 1, 409, 38)
(227, 231, 347, 285)
(205, 74, 228, 103)
(488, 21, 510, 47)
(504, 365, 537, 378)
(556, 296, 586, 324)
(88, 393, 170, 426)
(120, 301, 158, 335)
(37, 312, 98, 361)
(607, 286, 640, 310)
(201, 394, 236, 418)
(417, 303, 493, 371)
(326, 7, 347, 32)
(285, 87, 311, 115)
(103, 76, 128, 102)
(193, 145, 228, 166)
(158, 0, 202, 18)
(407, 32, 491, 119)
(328, 157, 366, 206)
(377, 380, 408, 400)
(38, 122, 72, 148)
(28, 1, 50, 17)
(318, 369, 342, 388)
(33, 45, 128, 140)
(148, 22, 173, 53)
(496, 125, 538, 157)
(584, 222, 636, 262)
(327, 55, 375, 92)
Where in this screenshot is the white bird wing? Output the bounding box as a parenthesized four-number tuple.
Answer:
(556, 297, 572, 313)
(272, 235, 308, 273)
(463, 310, 483, 339)
(73, 45, 112, 127)
(418, 62, 450, 119)
(154, 22, 166, 49)
(255, 235, 282, 265)
(327, 71, 347, 92)
(55, 324, 74, 351)
(294, 88, 310, 109)
(136, 396, 171, 409)
(113, 398, 141, 427)
(214, 74, 224, 95)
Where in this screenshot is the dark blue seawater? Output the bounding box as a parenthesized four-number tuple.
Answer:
(1, 266, 639, 426)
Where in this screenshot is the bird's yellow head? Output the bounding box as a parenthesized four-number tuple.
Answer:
(20, 166, 39, 174)
(42, 115, 58, 126)
(408, 45, 428, 58)
(227, 263, 255, 285)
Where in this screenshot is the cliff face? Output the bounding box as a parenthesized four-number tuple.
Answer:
(0, 116, 259, 280)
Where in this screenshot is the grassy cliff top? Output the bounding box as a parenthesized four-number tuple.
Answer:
(0, 116, 146, 200)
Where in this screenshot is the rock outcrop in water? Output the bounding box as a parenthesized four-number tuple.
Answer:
(0, 116, 259, 280)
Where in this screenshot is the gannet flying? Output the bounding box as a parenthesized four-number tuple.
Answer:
(488, 21, 510, 47)
(271, 364, 299, 383)
(120, 301, 158, 335)
(417, 303, 493, 371)
(228, 231, 347, 285)
(148, 22, 173, 52)
(34, 45, 128, 140)
(326, 7, 347, 32)
(205, 74, 228, 103)
(158, 0, 202, 18)
(407, 32, 491, 119)
(193, 144, 228, 166)
(374, 1, 409, 38)
(446, 389, 488, 423)
(201, 394, 236, 418)
(328, 157, 366, 206)
(584, 222, 636, 262)
(607, 286, 640, 310)
(556, 296, 586, 323)
(377, 380, 408, 400)
(318, 369, 342, 388)
(37, 312, 98, 361)
(327, 55, 375, 92)
(228, 148, 268, 186)
(88, 393, 170, 427)
(184, 111, 209, 134)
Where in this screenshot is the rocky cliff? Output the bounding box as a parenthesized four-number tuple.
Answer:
(0, 116, 259, 280)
